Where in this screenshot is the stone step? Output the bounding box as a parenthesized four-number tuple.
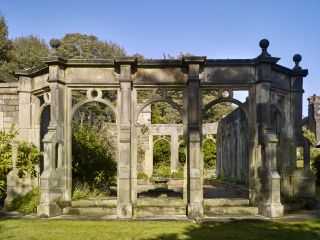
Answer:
(134, 206, 187, 218)
(71, 198, 117, 208)
(63, 207, 116, 216)
(204, 198, 249, 207)
(204, 206, 259, 216)
(136, 197, 184, 207)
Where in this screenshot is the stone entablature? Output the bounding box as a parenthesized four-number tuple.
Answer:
(1, 39, 315, 219)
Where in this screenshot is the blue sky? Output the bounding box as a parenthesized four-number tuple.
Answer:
(1, 0, 319, 116)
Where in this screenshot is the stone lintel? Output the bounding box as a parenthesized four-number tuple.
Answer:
(183, 56, 206, 64)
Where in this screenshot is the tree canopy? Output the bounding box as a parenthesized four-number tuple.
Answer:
(57, 33, 126, 59)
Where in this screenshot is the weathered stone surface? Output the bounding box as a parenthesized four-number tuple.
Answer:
(1, 39, 314, 219)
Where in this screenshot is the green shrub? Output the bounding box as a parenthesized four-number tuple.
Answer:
(312, 154, 320, 185)
(203, 139, 216, 169)
(137, 172, 149, 180)
(170, 167, 184, 179)
(72, 123, 117, 191)
(153, 163, 171, 178)
(0, 125, 41, 203)
(7, 188, 40, 213)
(72, 182, 108, 200)
(153, 138, 171, 167)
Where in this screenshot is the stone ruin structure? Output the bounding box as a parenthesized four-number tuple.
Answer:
(305, 94, 320, 146)
(1, 39, 316, 219)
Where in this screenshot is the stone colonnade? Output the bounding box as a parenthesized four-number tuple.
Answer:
(2, 39, 316, 219)
(144, 123, 217, 176)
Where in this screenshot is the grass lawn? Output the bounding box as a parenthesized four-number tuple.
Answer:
(0, 219, 320, 240)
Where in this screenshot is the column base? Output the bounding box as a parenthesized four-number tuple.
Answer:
(117, 203, 133, 219)
(37, 202, 62, 218)
(259, 202, 284, 217)
(187, 202, 203, 218)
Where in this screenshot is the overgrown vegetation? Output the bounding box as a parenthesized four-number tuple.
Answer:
(72, 123, 117, 194)
(0, 125, 41, 203)
(6, 187, 40, 213)
(304, 128, 320, 184)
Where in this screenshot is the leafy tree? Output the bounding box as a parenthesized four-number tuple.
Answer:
(0, 14, 14, 83)
(0, 15, 11, 62)
(1, 35, 49, 75)
(58, 33, 126, 59)
(151, 102, 182, 124)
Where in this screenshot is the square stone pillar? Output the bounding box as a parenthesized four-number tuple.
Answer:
(259, 131, 284, 217)
(254, 55, 284, 216)
(183, 56, 206, 218)
(170, 132, 179, 173)
(37, 58, 67, 217)
(116, 58, 136, 218)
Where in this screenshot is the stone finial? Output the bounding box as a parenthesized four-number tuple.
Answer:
(259, 39, 271, 57)
(49, 38, 61, 56)
(293, 54, 302, 70)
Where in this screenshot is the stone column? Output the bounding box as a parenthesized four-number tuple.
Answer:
(116, 58, 136, 218)
(291, 55, 315, 203)
(254, 39, 283, 217)
(171, 131, 179, 173)
(144, 134, 153, 176)
(184, 56, 205, 218)
(37, 43, 67, 217)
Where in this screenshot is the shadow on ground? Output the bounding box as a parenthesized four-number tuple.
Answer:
(141, 219, 320, 240)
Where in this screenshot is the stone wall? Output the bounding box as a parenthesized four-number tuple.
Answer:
(0, 82, 19, 131)
(307, 94, 320, 144)
(216, 106, 249, 185)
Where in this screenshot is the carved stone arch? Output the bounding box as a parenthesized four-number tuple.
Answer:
(35, 102, 51, 127)
(153, 137, 171, 146)
(70, 98, 118, 124)
(135, 98, 184, 125)
(202, 97, 249, 119)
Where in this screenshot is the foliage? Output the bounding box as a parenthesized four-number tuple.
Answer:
(303, 128, 317, 147)
(58, 33, 126, 59)
(151, 102, 182, 124)
(312, 154, 320, 185)
(7, 188, 40, 213)
(0, 125, 18, 200)
(0, 125, 42, 202)
(178, 140, 186, 165)
(203, 139, 216, 168)
(72, 123, 117, 191)
(16, 141, 42, 178)
(72, 182, 107, 200)
(0, 15, 11, 62)
(202, 93, 236, 123)
(152, 163, 171, 178)
(137, 172, 149, 180)
(0, 35, 49, 75)
(153, 138, 171, 167)
(170, 166, 184, 179)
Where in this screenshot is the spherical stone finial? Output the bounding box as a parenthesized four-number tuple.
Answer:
(293, 54, 302, 70)
(258, 39, 271, 57)
(293, 54, 302, 63)
(259, 39, 269, 49)
(50, 38, 60, 49)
